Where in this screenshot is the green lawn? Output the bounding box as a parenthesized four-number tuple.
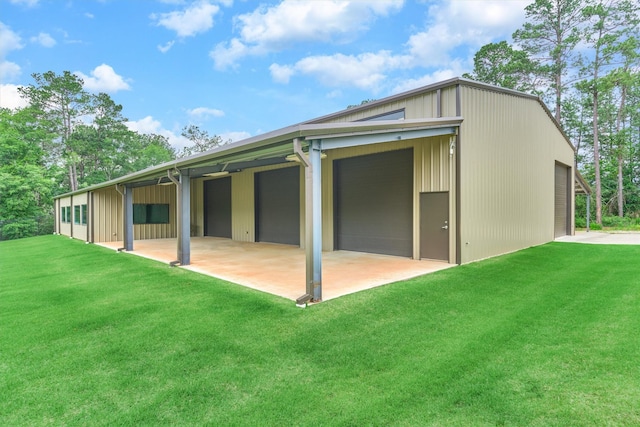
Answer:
(1, 236, 639, 426)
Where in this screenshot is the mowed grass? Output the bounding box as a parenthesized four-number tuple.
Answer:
(1, 236, 640, 426)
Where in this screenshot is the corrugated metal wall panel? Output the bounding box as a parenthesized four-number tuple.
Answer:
(59, 196, 72, 237)
(230, 171, 254, 242)
(228, 164, 304, 244)
(191, 179, 204, 237)
(93, 187, 122, 242)
(321, 136, 454, 260)
(72, 192, 88, 241)
(458, 86, 574, 263)
(132, 185, 176, 240)
(440, 87, 458, 117)
(316, 92, 440, 123)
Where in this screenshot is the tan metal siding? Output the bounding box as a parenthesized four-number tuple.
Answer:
(72, 192, 88, 241)
(59, 196, 72, 237)
(190, 179, 205, 237)
(132, 185, 176, 240)
(458, 86, 574, 263)
(321, 136, 455, 260)
(93, 187, 122, 242)
(316, 92, 440, 123)
(230, 171, 254, 242)
(223, 164, 304, 244)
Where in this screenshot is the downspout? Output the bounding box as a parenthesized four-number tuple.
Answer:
(114, 184, 124, 252)
(115, 184, 133, 252)
(70, 194, 74, 239)
(455, 84, 462, 265)
(89, 191, 94, 243)
(115, 184, 124, 250)
(55, 198, 60, 234)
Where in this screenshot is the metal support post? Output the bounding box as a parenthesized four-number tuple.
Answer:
(294, 138, 322, 303)
(123, 185, 133, 251)
(310, 139, 322, 301)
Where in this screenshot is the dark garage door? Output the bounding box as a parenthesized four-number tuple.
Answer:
(555, 163, 570, 238)
(334, 148, 413, 257)
(204, 177, 232, 238)
(255, 167, 300, 245)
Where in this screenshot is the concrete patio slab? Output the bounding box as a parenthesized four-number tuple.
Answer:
(97, 237, 455, 302)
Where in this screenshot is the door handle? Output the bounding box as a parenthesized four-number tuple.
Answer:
(441, 225, 448, 230)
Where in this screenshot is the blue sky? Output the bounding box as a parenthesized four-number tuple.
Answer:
(1, 0, 530, 150)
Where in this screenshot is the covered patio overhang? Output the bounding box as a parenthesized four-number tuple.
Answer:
(103, 116, 463, 303)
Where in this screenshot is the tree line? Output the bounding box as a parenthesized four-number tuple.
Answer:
(0, 71, 225, 239)
(1, 0, 638, 240)
(463, 0, 639, 226)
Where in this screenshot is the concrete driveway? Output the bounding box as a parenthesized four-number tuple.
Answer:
(556, 231, 640, 245)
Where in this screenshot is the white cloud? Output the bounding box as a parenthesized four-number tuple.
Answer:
(31, 32, 56, 47)
(75, 64, 131, 93)
(268, 0, 528, 91)
(126, 116, 191, 150)
(404, 0, 529, 68)
(187, 107, 225, 118)
(0, 22, 24, 57)
(210, 38, 251, 70)
(0, 22, 23, 82)
(392, 61, 467, 94)
(270, 50, 409, 91)
(0, 61, 21, 82)
(0, 84, 29, 110)
(85, 13, 94, 19)
(220, 130, 251, 143)
(211, 0, 403, 69)
(151, 1, 221, 38)
(157, 40, 175, 53)
(269, 63, 294, 84)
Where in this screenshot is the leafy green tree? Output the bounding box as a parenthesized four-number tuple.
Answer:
(18, 71, 94, 191)
(179, 125, 226, 158)
(577, 0, 639, 223)
(462, 41, 541, 92)
(513, 0, 585, 123)
(0, 108, 56, 239)
(127, 133, 176, 172)
(69, 93, 131, 186)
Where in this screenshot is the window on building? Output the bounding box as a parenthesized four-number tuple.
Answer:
(133, 204, 170, 224)
(61, 206, 71, 223)
(81, 204, 87, 225)
(358, 109, 405, 122)
(74, 205, 81, 224)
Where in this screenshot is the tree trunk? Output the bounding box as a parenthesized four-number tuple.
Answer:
(617, 152, 624, 216)
(68, 163, 78, 192)
(616, 83, 627, 218)
(593, 85, 602, 225)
